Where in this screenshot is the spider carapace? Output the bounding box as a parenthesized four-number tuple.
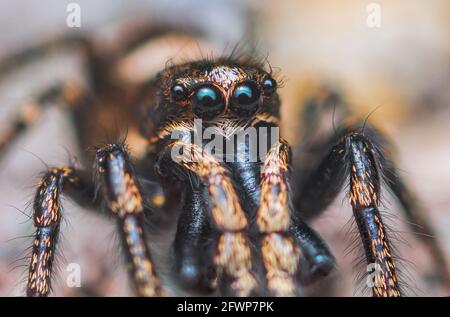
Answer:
(0, 28, 448, 297)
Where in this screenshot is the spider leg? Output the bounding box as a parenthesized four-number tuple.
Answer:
(256, 138, 335, 295)
(293, 126, 402, 297)
(293, 88, 349, 221)
(95, 144, 164, 296)
(292, 131, 347, 221)
(27, 144, 163, 297)
(346, 132, 401, 297)
(0, 24, 169, 84)
(156, 140, 258, 296)
(0, 35, 95, 82)
(256, 139, 301, 296)
(26, 166, 95, 297)
(0, 81, 88, 159)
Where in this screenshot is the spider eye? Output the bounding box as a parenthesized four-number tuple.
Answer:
(191, 85, 224, 119)
(262, 77, 277, 95)
(172, 84, 187, 101)
(230, 81, 260, 115)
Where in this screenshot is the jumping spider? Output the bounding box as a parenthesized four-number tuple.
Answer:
(0, 23, 448, 297)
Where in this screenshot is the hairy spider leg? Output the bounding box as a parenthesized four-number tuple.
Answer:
(250, 116, 336, 291)
(0, 82, 88, 160)
(295, 88, 449, 291)
(27, 143, 164, 297)
(27, 166, 93, 296)
(157, 140, 258, 296)
(293, 126, 402, 297)
(0, 35, 95, 83)
(297, 114, 449, 293)
(346, 133, 401, 297)
(256, 138, 301, 296)
(0, 20, 201, 83)
(0, 22, 206, 162)
(95, 144, 164, 296)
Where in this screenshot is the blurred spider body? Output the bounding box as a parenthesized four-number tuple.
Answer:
(0, 22, 448, 297)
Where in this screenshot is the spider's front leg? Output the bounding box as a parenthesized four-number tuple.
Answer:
(294, 127, 402, 297)
(156, 140, 258, 296)
(256, 138, 301, 296)
(257, 138, 335, 296)
(26, 144, 163, 297)
(95, 144, 164, 296)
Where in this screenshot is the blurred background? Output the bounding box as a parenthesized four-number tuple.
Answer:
(0, 0, 449, 296)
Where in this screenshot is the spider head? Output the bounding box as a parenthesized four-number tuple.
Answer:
(150, 59, 280, 132)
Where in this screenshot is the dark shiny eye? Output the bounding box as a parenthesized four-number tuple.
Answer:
(191, 85, 224, 120)
(172, 84, 187, 101)
(262, 77, 277, 95)
(230, 81, 260, 116)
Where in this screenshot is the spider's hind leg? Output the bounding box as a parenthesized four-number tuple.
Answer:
(0, 35, 95, 83)
(0, 81, 88, 160)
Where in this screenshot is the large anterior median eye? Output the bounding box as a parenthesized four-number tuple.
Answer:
(230, 81, 260, 116)
(191, 85, 224, 120)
